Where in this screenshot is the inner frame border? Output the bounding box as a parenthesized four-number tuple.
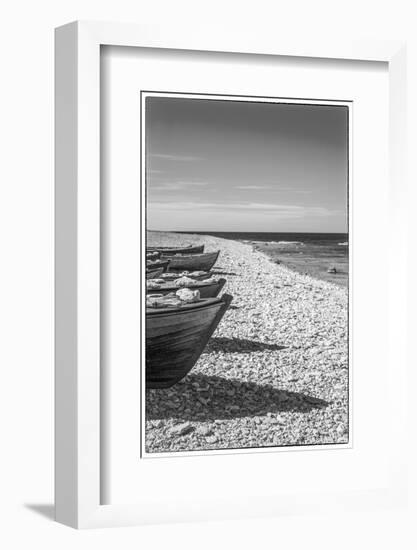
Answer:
(140, 90, 353, 460)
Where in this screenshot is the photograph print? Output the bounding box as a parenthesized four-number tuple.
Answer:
(144, 92, 349, 455)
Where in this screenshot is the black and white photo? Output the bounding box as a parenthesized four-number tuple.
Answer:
(144, 93, 349, 454)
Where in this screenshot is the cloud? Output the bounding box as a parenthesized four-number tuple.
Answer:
(151, 181, 208, 191)
(148, 169, 166, 175)
(234, 185, 272, 190)
(234, 184, 312, 194)
(148, 200, 341, 218)
(150, 153, 203, 162)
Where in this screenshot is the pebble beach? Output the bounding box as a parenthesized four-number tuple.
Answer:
(145, 231, 349, 453)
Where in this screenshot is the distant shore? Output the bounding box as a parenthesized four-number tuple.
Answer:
(146, 231, 349, 454)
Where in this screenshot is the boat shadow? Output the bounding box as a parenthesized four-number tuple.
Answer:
(205, 336, 287, 353)
(146, 373, 329, 422)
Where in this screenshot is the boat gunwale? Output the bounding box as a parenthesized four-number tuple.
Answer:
(160, 250, 219, 261)
(158, 270, 213, 281)
(147, 244, 204, 255)
(146, 293, 231, 316)
(146, 277, 226, 294)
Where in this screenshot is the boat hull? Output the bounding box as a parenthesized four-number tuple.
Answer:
(147, 244, 204, 255)
(147, 278, 226, 298)
(146, 267, 164, 279)
(146, 294, 232, 388)
(146, 260, 170, 273)
(161, 251, 220, 272)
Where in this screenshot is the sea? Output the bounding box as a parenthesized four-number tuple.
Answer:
(178, 232, 349, 288)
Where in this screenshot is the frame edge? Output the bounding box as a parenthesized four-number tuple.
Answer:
(55, 21, 79, 528)
(54, 19, 408, 529)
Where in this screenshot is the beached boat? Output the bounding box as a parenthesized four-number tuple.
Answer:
(147, 244, 204, 255)
(147, 278, 226, 299)
(146, 259, 170, 272)
(146, 294, 233, 388)
(146, 267, 164, 279)
(160, 250, 220, 272)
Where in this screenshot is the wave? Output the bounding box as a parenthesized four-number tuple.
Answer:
(277, 240, 304, 245)
(248, 240, 269, 244)
(338, 242, 348, 246)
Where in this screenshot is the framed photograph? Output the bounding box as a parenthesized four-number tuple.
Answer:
(55, 22, 407, 528)
(142, 91, 351, 458)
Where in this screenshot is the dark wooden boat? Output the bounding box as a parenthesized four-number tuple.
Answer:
(160, 251, 220, 272)
(147, 278, 226, 299)
(147, 244, 204, 255)
(146, 294, 233, 388)
(146, 267, 164, 279)
(146, 259, 170, 272)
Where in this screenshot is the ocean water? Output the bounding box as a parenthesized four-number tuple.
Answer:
(179, 232, 349, 287)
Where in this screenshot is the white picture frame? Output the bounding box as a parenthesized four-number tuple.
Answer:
(55, 21, 407, 528)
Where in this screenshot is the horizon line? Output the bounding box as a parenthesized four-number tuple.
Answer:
(147, 229, 348, 234)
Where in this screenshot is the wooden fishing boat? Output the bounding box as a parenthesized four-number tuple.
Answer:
(147, 278, 226, 299)
(146, 294, 233, 388)
(146, 259, 170, 272)
(160, 251, 220, 272)
(147, 244, 204, 255)
(146, 267, 164, 279)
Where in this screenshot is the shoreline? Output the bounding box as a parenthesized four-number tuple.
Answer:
(252, 241, 348, 288)
(148, 230, 347, 291)
(146, 231, 349, 453)
(153, 230, 348, 288)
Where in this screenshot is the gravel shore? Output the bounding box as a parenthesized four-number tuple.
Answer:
(145, 232, 349, 453)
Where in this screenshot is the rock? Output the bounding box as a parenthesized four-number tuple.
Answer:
(327, 267, 337, 274)
(151, 419, 163, 428)
(206, 435, 218, 444)
(197, 396, 209, 406)
(166, 400, 180, 409)
(169, 422, 194, 436)
(197, 425, 212, 436)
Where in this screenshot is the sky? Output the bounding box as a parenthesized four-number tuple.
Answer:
(145, 96, 348, 233)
